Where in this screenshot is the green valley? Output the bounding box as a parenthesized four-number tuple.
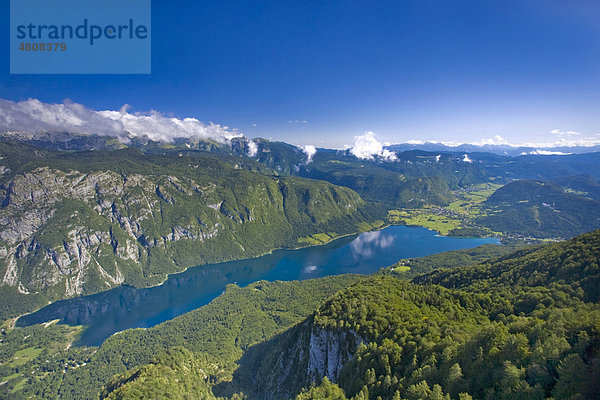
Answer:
(0, 142, 379, 319)
(3, 3, 600, 398)
(0, 137, 599, 400)
(2, 229, 597, 400)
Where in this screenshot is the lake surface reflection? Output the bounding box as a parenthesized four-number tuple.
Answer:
(17, 226, 498, 346)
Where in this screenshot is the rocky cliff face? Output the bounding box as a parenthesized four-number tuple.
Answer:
(0, 167, 138, 297)
(0, 150, 368, 314)
(307, 326, 363, 383)
(233, 317, 363, 400)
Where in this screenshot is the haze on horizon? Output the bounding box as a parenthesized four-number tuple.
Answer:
(1, 0, 599, 148)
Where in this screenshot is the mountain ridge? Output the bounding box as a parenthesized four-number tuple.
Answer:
(0, 143, 379, 319)
(224, 229, 600, 399)
(6, 229, 593, 400)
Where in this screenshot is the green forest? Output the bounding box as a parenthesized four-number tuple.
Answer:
(3, 2, 600, 398)
(1, 139, 600, 399)
(1, 230, 597, 399)
(232, 230, 599, 399)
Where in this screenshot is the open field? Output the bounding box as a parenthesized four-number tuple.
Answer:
(388, 183, 504, 236)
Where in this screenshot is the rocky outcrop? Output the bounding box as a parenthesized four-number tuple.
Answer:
(0, 167, 229, 298)
(307, 326, 363, 383)
(236, 319, 363, 400)
(0, 159, 367, 311)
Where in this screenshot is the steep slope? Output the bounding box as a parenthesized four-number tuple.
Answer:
(0, 275, 363, 400)
(0, 144, 374, 318)
(227, 231, 600, 399)
(417, 229, 600, 306)
(477, 180, 600, 238)
(3, 232, 598, 399)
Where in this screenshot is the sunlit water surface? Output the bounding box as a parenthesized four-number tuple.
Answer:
(18, 225, 498, 346)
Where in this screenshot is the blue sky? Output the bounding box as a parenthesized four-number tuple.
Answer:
(1, 0, 600, 148)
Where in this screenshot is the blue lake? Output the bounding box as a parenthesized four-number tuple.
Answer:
(18, 225, 498, 346)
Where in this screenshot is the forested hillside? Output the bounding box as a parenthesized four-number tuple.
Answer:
(0, 141, 378, 318)
(2, 230, 595, 399)
(234, 230, 599, 399)
(1, 136, 599, 399)
(477, 180, 600, 238)
(382, 243, 517, 279)
(0, 275, 365, 399)
(552, 174, 600, 201)
(417, 229, 600, 305)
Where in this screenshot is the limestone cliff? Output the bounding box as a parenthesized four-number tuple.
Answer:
(0, 147, 370, 317)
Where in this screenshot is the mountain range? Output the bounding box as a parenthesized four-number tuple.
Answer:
(0, 130, 599, 399)
(0, 140, 380, 320)
(3, 228, 596, 400)
(1, 133, 600, 318)
(386, 141, 600, 157)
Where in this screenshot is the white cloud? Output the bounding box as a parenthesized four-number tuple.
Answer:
(550, 129, 580, 136)
(522, 137, 600, 148)
(0, 98, 242, 143)
(288, 120, 307, 125)
(300, 144, 317, 163)
(394, 135, 600, 149)
(472, 135, 510, 146)
(403, 136, 509, 147)
(247, 140, 258, 157)
(525, 149, 572, 156)
(350, 231, 394, 259)
(435, 154, 441, 162)
(462, 154, 473, 163)
(380, 150, 397, 161)
(349, 131, 397, 161)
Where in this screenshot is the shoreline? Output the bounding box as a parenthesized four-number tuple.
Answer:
(6, 221, 388, 329)
(6, 221, 502, 333)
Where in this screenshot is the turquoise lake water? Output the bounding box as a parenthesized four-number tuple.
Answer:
(18, 225, 498, 346)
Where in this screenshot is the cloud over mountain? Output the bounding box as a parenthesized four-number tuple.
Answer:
(550, 129, 580, 136)
(0, 98, 242, 143)
(301, 144, 317, 163)
(472, 135, 510, 146)
(349, 131, 397, 160)
(247, 140, 258, 157)
(397, 134, 600, 150)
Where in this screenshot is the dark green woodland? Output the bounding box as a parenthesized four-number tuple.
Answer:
(1, 137, 599, 399)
